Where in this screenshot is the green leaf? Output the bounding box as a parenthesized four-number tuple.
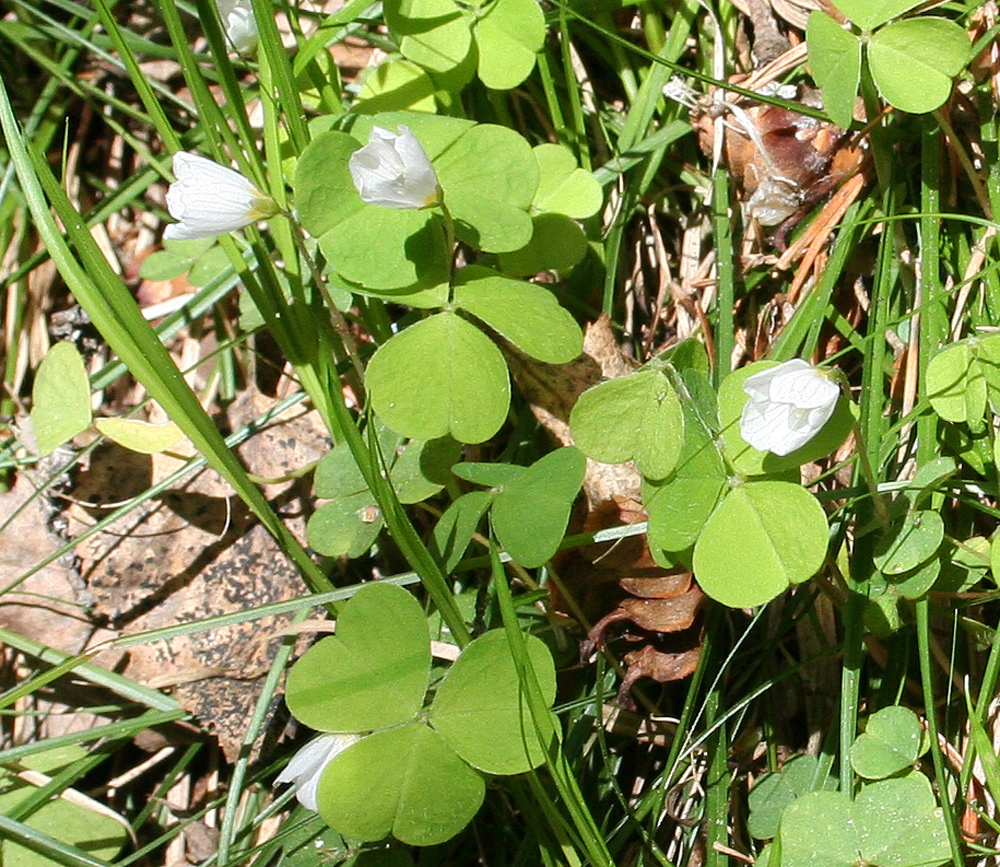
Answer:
(187, 244, 232, 288)
(834, 0, 922, 30)
(991, 534, 1000, 587)
(430, 490, 494, 572)
(317, 723, 485, 846)
(384, 0, 474, 75)
(357, 59, 437, 114)
(138, 238, 215, 281)
(294, 130, 364, 238)
(0, 770, 128, 866)
(853, 776, 951, 867)
(850, 706, 923, 780)
(872, 509, 944, 575)
(306, 493, 383, 558)
(453, 266, 582, 363)
(452, 461, 525, 487)
(887, 556, 940, 600)
(938, 535, 990, 593)
(976, 333, 1000, 413)
(748, 754, 835, 840)
(645, 393, 727, 558)
(391, 436, 463, 503)
(693, 481, 829, 608)
(864, 578, 905, 638)
(926, 341, 983, 423)
(366, 312, 511, 443)
(646, 474, 726, 563)
(31, 342, 92, 456)
(909, 456, 958, 503)
(570, 368, 685, 481)
(436, 124, 538, 252)
(285, 583, 431, 731)
(497, 213, 590, 276)
(491, 447, 586, 567)
(806, 12, 861, 128)
(531, 143, 603, 218)
(718, 362, 854, 476)
(431, 629, 557, 773)
(473, 0, 545, 90)
(869, 18, 970, 115)
(320, 207, 450, 292)
(778, 774, 950, 867)
(315, 436, 386, 499)
(94, 418, 184, 454)
(776, 790, 857, 867)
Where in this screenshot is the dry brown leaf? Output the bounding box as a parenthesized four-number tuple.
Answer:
(0, 472, 92, 656)
(68, 391, 330, 760)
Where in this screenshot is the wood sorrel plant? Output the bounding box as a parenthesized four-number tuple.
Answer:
(2, 0, 989, 862)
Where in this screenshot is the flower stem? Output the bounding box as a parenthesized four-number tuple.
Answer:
(285, 213, 366, 391)
(851, 419, 890, 527)
(439, 199, 458, 301)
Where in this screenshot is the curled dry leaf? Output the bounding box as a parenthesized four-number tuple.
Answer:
(576, 518, 705, 708)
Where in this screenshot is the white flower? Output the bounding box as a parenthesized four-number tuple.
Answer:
(274, 733, 360, 811)
(739, 359, 840, 456)
(348, 125, 440, 210)
(216, 0, 257, 55)
(163, 152, 275, 241)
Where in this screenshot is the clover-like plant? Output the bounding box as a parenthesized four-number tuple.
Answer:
(294, 111, 596, 446)
(807, 1, 970, 128)
(30, 341, 183, 457)
(750, 707, 947, 867)
(571, 347, 853, 609)
(926, 333, 1000, 427)
(383, 0, 546, 90)
(282, 583, 557, 846)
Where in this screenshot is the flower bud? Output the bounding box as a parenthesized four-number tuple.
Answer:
(163, 152, 275, 241)
(349, 125, 440, 210)
(739, 359, 840, 456)
(216, 0, 257, 54)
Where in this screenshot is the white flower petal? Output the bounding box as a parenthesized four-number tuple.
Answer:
(739, 359, 839, 456)
(740, 400, 793, 454)
(163, 152, 271, 240)
(275, 733, 361, 812)
(768, 364, 839, 409)
(348, 125, 440, 210)
(215, 0, 258, 54)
